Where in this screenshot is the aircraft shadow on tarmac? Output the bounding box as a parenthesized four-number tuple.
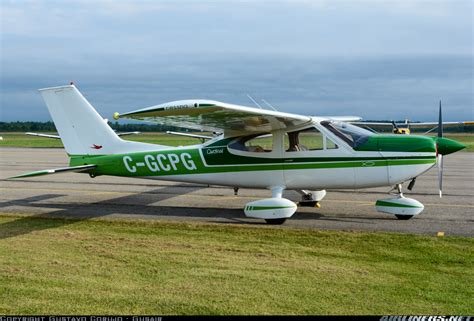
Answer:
(0, 184, 394, 239)
(0, 185, 199, 239)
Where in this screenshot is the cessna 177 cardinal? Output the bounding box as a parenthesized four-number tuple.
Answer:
(11, 84, 468, 224)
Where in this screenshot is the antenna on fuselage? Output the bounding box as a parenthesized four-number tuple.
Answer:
(246, 94, 263, 109)
(261, 99, 278, 111)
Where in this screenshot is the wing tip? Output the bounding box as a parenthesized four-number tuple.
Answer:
(38, 84, 75, 92)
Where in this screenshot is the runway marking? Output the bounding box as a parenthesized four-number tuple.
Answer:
(1, 187, 474, 209)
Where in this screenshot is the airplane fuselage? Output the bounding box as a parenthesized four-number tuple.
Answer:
(14, 85, 467, 223)
(70, 119, 438, 191)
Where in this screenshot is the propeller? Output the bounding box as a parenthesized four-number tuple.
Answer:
(391, 120, 399, 132)
(437, 100, 443, 198)
(438, 153, 443, 197)
(438, 101, 443, 138)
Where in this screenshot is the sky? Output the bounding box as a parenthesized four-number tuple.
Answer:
(1, 0, 473, 122)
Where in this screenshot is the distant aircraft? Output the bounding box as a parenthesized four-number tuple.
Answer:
(352, 111, 473, 135)
(10, 85, 470, 224)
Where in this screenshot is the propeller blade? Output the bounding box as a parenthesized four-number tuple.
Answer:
(438, 100, 443, 138)
(437, 154, 443, 197)
(392, 120, 399, 130)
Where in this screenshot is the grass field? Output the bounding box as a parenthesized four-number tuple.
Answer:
(1, 132, 473, 151)
(0, 132, 199, 148)
(0, 214, 472, 315)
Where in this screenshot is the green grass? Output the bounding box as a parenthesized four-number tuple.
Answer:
(0, 132, 200, 148)
(121, 132, 203, 147)
(1, 132, 473, 151)
(0, 214, 472, 315)
(0, 132, 65, 148)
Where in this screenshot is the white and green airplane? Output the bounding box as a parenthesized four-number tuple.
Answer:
(11, 84, 467, 224)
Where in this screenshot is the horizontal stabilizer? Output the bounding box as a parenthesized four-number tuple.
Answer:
(9, 164, 96, 179)
(116, 131, 140, 137)
(25, 132, 61, 139)
(26, 132, 140, 139)
(165, 131, 213, 140)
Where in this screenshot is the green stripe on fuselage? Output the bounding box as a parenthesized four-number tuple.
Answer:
(69, 147, 435, 178)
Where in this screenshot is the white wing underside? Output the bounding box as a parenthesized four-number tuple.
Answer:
(116, 100, 313, 134)
(352, 121, 473, 129)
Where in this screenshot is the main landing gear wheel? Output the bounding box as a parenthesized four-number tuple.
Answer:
(264, 218, 287, 225)
(298, 201, 320, 208)
(395, 215, 414, 220)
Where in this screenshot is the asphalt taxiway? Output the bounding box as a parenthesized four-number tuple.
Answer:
(0, 148, 473, 236)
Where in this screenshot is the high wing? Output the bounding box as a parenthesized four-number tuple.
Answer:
(26, 131, 140, 139)
(352, 121, 474, 129)
(114, 100, 312, 134)
(324, 116, 362, 122)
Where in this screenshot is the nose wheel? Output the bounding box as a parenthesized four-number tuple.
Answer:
(264, 218, 287, 225)
(395, 214, 414, 220)
(297, 190, 325, 207)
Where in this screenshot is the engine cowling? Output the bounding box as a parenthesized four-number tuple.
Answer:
(244, 198, 297, 219)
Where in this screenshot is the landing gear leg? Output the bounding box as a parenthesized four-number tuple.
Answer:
(396, 183, 403, 196)
(393, 184, 414, 220)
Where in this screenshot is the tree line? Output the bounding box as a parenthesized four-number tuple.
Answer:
(0, 121, 191, 133)
(0, 121, 471, 133)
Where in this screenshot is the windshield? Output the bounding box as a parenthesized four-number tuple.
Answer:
(321, 121, 373, 148)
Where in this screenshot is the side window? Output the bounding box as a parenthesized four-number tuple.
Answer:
(285, 127, 324, 152)
(229, 134, 273, 153)
(325, 137, 338, 149)
(284, 127, 339, 152)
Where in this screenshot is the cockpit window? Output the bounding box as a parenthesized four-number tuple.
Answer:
(285, 127, 339, 152)
(321, 121, 373, 148)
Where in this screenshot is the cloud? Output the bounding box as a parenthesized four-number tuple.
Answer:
(1, 54, 472, 121)
(1, 1, 472, 121)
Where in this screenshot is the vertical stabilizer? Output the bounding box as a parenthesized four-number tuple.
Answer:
(39, 85, 159, 155)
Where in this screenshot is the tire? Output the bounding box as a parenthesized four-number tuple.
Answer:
(265, 218, 287, 225)
(395, 215, 414, 220)
(298, 201, 318, 207)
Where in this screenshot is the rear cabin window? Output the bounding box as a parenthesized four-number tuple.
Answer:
(229, 134, 273, 152)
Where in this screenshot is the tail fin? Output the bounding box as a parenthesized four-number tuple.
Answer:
(39, 85, 159, 155)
